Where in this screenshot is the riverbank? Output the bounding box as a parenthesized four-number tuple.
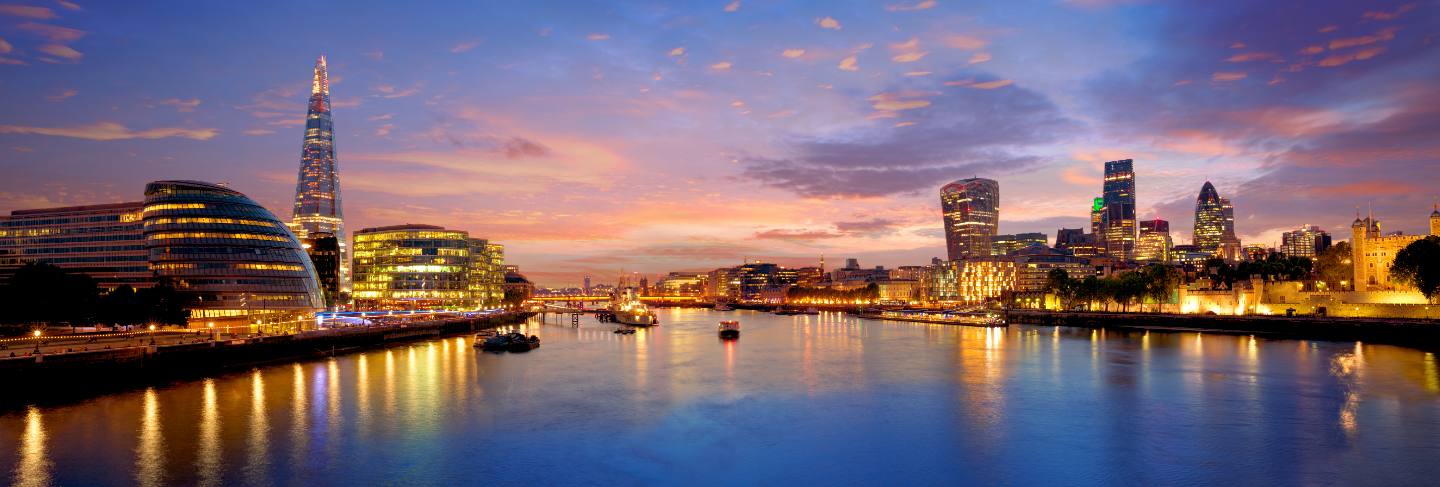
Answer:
(1006, 309, 1440, 349)
(0, 312, 534, 407)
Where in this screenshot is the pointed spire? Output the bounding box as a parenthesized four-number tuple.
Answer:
(312, 54, 329, 96)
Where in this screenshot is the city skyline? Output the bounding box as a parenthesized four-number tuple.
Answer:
(2, 1, 1438, 286)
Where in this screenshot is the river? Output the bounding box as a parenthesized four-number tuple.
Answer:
(2, 308, 1438, 485)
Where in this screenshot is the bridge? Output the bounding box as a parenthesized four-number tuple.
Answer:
(529, 295, 703, 304)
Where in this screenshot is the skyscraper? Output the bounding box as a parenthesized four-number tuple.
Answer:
(291, 55, 348, 295)
(940, 178, 1000, 260)
(1193, 182, 1225, 253)
(1101, 159, 1136, 260)
(1135, 218, 1173, 263)
(1281, 225, 1331, 259)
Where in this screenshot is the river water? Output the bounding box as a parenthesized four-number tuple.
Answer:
(2, 309, 1438, 485)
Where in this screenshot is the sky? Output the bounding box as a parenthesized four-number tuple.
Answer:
(0, 0, 1437, 286)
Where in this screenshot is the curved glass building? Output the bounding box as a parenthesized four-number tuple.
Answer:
(940, 178, 999, 260)
(143, 180, 323, 327)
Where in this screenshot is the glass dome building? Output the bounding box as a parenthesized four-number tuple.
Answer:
(142, 180, 323, 327)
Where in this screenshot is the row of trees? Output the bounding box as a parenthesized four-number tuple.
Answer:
(1198, 254, 1314, 290)
(785, 283, 880, 304)
(0, 263, 189, 334)
(1045, 265, 1183, 312)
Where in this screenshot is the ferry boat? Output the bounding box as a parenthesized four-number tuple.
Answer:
(718, 320, 740, 339)
(860, 309, 1007, 327)
(610, 289, 658, 326)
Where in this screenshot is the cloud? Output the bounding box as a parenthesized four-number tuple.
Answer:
(835, 218, 903, 236)
(1362, 4, 1417, 21)
(709, 61, 732, 70)
(1316, 46, 1386, 67)
(740, 73, 1074, 198)
(242, 128, 275, 136)
(157, 97, 201, 112)
(724, 1, 740, 12)
(36, 43, 80, 62)
(669, 47, 685, 57)
(781, 48, 805, 58)
(45, 88, 75, 101)
(372, 84, 420, 98)
(363, 50, 384, 60)
(1210, 71, 1247, 81)
(56, 1, 80, 11)
(968, 79, 1012, 89)
(941, 34, 987, 50)
(17, 22, 84, 42)
(892, 52, 927, 63)
(754, 229, 842, 241)
(837, 55, 858, 71)
(1225, 52, 1278, 62)
(968, 52, 991, 64)
(587, 33, 610, 41)
(815, 16, 842, 30)
(886, 1, 937, 12)
(375, 124, 393, 137)
(1328, 26, 1399, 50)
(0, 4, 55, 19)
(368, 113, 393, 121)
(904, 71, 931, 77)
(450, 39, 481, 53)
(0, 37, 10, 54)
(0, 121, 218, 141)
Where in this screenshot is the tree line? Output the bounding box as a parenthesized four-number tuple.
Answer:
(1045, 265, 1183, 312)
(0, 263, 190, 335)
(785, 283, 879, 304)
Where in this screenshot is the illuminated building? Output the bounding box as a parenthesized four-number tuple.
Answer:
(656, 272, 708, 296)
(290, 55, 350, 295)
(1242, 245, 1270, 262)
(0, 202, 149, 289)
(1013, 245, 1093, 292)
(794, 267, 824, 286)
(889, 265, 926, 281)
(1135, 219, 1172, 263)
(940, 178, 999, 260)
(1090, 197, 1104, 238)
(1281, 225, 1331, 259)
(990, 232, 1047, 256)
(1193, 182, 1226, 253)
(1101, 160, 1136, 260)
(1171, 244, 1211, 273)
(1218, 197, 1242, 261)
(921, 257, 1015, 305)
(1351, 208, 1439, 291)
(299, 232, 340, 309)
(351, 224, 504, 310)
(877, 279, 918, 305)
(143, 180, 324, 324)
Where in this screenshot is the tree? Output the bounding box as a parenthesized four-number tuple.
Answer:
(1045, 269, 1079, 310)
(1141, 264, 1181, 312)
(1315, 241, 1353, 290)
(140, 280, 192, 326)
(0, 262, 100, 331)
(98, 285, 146, 328)
(1390, 236, 1440, 303)
(502, 287, 528, 310)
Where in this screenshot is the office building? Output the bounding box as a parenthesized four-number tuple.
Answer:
(1194, 182, 1226, 253)
(1100, 160, 1136, 260)
(291, 55, 350, 294)
(991, 232, 1047, 256)
(1281, 225, 1331, 259)
(300, 232, 341, 309)
(940, 178, 1000, 260)
(143, 180, 324, 324)
(351, 224, 504, 310)
(1135, 219, 1173, 263)
(0, 202, 149, 290)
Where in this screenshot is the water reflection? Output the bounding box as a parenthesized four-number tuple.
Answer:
(3, 310, 1440, 485)
(135, 387, 165, 487)
(13, 406, 49, 487)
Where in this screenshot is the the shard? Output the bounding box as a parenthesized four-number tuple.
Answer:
(291, 55, 349, 294)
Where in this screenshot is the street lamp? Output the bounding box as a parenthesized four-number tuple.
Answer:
(149, 324, 157, 345)
(32, 329, 41, 354)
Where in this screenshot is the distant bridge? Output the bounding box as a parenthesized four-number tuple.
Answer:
(529, 295, 702, 303)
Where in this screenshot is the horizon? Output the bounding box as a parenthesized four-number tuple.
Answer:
(2, 0, 1437, 287)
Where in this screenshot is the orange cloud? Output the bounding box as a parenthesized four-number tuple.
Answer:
(781, 48, 806, 58)
(669, 47, 685, 57)
(0, 37, 10, 54)
(815, 16, 842, 30)
(56, 1, 79, 10)
(941, 34, 987, 50)
(1211, 71, 1247, 81)
(837, 55, 858, 71)
(1299, 45, 1324, 55)
(1362, 3, 1416, 21)
(587, 33, 610, 41)
(1317, 46, 1386, 67)
(968, 52, 991, 64)
(968, 79, 1012, 89)
(0, 121, 218, 141)
(157, 98, 201, 112)
(1158, 130, 1241, 156)
(1328, 26, 1399, 49)
(891, 51, 927, 63)
(1225, 52, 1278, 62)
(0, 4, 55, 19)
(45, 88, 75, 101)
(1318, 25, 1338, 33)
(886, 1, 937, 11)
(18, 22, 84, 42)
(724, 1, 740, 12)
(1060, 166, 1100, 186)
(868, 92, 932, 111)
(904, 71, 931, 76)
(372, 84, 420, 98)
(450, 39, 480, 53)
(710, 61, 732, 70)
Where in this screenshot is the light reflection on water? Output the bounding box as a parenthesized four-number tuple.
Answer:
(2, 308, 1439, 485)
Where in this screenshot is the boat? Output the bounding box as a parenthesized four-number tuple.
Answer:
(714, 303, 734, 311)
(718, 320, 740, 339)
(609, 289, 658, 326)
(508, 335, 540, 352)
(613, 328, 636, 335)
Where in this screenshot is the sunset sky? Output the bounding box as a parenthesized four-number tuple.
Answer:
(1, 0, 1437, 285)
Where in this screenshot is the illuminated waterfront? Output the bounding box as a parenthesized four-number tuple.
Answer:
(3, 309, 1439, 485)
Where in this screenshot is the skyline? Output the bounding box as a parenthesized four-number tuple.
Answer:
(1, 1, 1438, 286)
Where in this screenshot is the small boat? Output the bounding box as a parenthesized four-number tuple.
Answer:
(613, 328, 636, 335)
(718, 320, 740, 339)
(714, 303, 734, 311)
(508, 335, 540, 352)
(800, 307, 820, 315)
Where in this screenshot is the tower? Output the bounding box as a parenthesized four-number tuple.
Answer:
(1193, 182, 1225, 253)
(1430, 203, 1439, 236)
(1101, 159, 1136, 260)
(940, 178, 1000, 260)
(291, 55, 349, 294)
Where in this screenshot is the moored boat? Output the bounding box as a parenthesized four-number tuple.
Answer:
(859, 309, 1008, 327)
(610, 289, 658, 326)
(718, 320, 740, 339)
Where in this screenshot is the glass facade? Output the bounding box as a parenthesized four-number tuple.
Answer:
(1101, 159, 1136, 260)
(0, 202, 149, 289)
(291, 55, 349, 294)
(1135, 218, 1173, 263)
(352, 225, 505, 310)
(143, 180, 324, 325)
(1193, 181, 1226, 253)
(940, 178, 1000, 260)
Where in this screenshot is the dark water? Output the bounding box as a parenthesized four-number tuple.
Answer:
(3, 309, 1439, 486)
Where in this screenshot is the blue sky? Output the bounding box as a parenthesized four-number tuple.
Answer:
(1, 0, 1437, 285)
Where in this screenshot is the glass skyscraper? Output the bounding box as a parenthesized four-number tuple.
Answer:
(291, 55, 349, 294)
(1193, 181, 1226, 253)
(940, 178, 999, 260)
(1101, 159, 1136, 260)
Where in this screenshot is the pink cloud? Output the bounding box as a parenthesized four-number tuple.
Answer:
(0, 121, 218, 141)
(1211, 71, 1247, 81)
(17, 22, 84, 42)
(1328, 26, 1399, 50)
(941, 34, 987, 50)
(1317, 46, 1386, 67)
(968, 79, 1012, 89)
(837, 55, 858, 71)
(724, 1, 740, 12)
(886, 1, 937, 12)
(0, 4, 55, 19)
(1225, 52, 1278, 62)
(815, 16, 842, 30)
